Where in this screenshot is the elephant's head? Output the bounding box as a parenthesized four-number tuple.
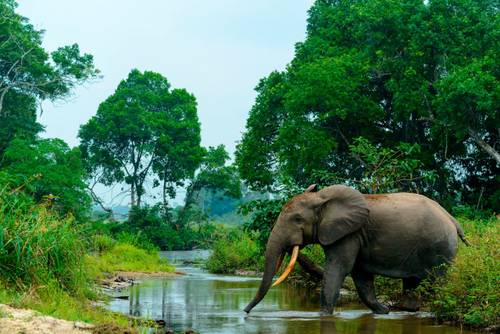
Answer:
(244, 184, 369, 313)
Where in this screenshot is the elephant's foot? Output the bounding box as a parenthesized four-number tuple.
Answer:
(392, 295, 420, 312)
(320, 306, 333, 316)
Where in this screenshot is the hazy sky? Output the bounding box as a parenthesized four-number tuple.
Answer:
(16, 1, 314, 206)
(17, 1, 314, 154)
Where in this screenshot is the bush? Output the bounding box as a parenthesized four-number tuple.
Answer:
(0, 180, 141, 331)
(423, 217, 499, 329)
(205, 228, 263, 274)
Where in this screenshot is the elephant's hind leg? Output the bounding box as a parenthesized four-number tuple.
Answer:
(393, 277, 421, 312)
(351, 269, 389, 314)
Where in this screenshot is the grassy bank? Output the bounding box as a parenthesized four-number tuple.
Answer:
(0, 188, 174, 333)
(86, 240, 174, 279)
(206, 216, 499, 330)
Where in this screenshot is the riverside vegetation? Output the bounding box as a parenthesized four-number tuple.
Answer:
(0, 185, 175, 333)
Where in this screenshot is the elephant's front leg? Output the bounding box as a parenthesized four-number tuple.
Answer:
(320, 236, 359, 315)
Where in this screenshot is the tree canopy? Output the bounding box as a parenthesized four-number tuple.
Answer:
(0, 0, 99, 152)
(0, 138, 90, 217)
(79, 69, 204, 208)
(236, 0, 499, 209)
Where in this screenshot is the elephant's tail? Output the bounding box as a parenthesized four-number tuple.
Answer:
(451, 217, 471, 246)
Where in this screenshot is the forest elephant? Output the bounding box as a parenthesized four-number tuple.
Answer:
(244, 184, 469, 315)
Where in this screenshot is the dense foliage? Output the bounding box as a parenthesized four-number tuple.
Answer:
(236, 0, 499, 209)
(205, 229, 262, 274)
(0, 139, 90, 217)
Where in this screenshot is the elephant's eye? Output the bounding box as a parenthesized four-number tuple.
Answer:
(293, 215, 303, 222)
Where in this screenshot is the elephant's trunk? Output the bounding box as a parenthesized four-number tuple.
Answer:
(244, 232, 285, 313)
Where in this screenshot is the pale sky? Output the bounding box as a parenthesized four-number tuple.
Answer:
(16, 1, 314, 206)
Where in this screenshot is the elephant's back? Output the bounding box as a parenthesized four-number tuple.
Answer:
(359, 193, 458, 278)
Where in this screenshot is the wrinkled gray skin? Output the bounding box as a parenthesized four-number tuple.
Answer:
(244, 184, 469, 315)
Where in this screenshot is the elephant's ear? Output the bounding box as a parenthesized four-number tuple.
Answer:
(316, 185, 369, 246)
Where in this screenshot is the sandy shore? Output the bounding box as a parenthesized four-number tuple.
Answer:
(0, 304, 94, 334)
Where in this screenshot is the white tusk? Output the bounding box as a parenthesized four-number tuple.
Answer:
(272, 245, 299, 287)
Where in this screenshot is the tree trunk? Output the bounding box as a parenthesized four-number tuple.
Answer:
(162, 178, 168, 208)
(136, 187, 142, 208)
(468, 128, 500, 165)
(131, 184, 136, 207)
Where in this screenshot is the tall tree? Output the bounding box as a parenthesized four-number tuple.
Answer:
(236, 0, 499, 208)
(79, 69, 203, 208)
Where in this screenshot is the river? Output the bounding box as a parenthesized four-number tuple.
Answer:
(106, 250, 477, 334)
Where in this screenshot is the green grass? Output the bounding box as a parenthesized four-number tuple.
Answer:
(86, 243, 174, 277)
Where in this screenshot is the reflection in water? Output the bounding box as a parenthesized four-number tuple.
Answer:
(107, 250, 478, 334)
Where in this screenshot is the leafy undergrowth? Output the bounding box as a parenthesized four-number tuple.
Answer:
(205, 229, 263, 274)
(86, 242, 174, 278)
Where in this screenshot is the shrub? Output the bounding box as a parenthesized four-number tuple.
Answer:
(205, 229, 263, 274)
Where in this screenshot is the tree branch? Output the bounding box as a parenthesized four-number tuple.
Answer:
(468, 128, 500, 164)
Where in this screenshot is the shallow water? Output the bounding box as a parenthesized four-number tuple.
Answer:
(107, 250, 477, 334)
